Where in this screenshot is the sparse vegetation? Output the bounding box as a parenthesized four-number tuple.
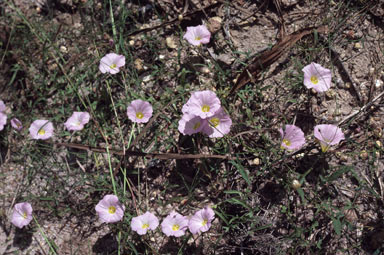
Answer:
(1, 0, 384, 254)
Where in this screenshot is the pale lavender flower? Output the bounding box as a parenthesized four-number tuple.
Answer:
(178, 113, 207, 135)
(0, 101, 6, 131)
(279, 124, 306, 150)
(127, 99, 153, 123)
(29, 120, 54, 140)
(0, 112, 6, 131)
(64, 112, 90, 131)
(188, 207, 215, 235)
(11, 118, 23, 131)
(183, 25, 211, 46)
(0, 100, 5, 112)
(314, 124, 345, 152)
(182, 90, 221, 119)
(202, 108, 232, 138)
(161, 211, 189, 237)
(95, 194, 125, 223)
(131, 211, 159, 235)
(302, 62, 332, 92)
(99, 53, 125, 74)
(11, 202, 33, 229)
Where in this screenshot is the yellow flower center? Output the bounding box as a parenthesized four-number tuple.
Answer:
(136, 112, 144, 119)
(38, 129, 45, 135)
(22, 212, 28, 219)
(172, 224, 180, 231)
(201, 105, 210, 112)
(195, 36, 201, 41)
(202, 219, 208, 226)
(108, 206, 116, 214)
(283, 139, 291, 146)
(210, 118, 220, 127)
(193, 122, 201, 130)
(142, 223, 149, 229)
(320, 143, 330, 153)
(110, 63, 117, 69)
(310, 75, 319, 84)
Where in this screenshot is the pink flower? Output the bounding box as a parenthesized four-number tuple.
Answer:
(279, 124, 306, 150)
(64, 112, 90, 131)
(131, 211, 159, 235)
(127, 99, 153, 123)
(95, 194, 125, 223)
(0, 112, 6, 131)
(29, 120, 54, 140)
(178, 113, 207, 135)
(202, 108, 232, 138)
(11, 202, 33, 229)
(161, 211, 189, 237)
(302, 63, 332, 92)
(182, 90, 221, 119)
(183, 25, 211, 46)
(0, 100, 7, 131)
(99, 53, 126, 74)
(11, 118, 23, 131)
(0, 100, 5, 112)
(188, 207, 215, 235)
(314, 124, 345, 152)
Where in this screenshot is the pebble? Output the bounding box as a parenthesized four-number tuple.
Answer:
(60, 45, 68, 53)
(134, 58, 144, 71)
(354, 42, 362, 49)
(166, 37, 177, 49)
(375, 79, 383, 88)
(369, 67, 375, 75)
(360, 150, 368, 160)
(292, 179, 301, 189)
(142, 75, 152, 82)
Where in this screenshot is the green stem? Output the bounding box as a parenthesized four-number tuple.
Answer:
(109, 0, 119, 53)
(106, 146, 117, 195)
(33, 216, 58, 255)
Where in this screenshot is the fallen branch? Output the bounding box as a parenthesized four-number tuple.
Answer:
(49, 142, 231, 160)
(230, 25, 328, 94)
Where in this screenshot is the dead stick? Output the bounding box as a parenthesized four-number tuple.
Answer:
(50, 142, 231, 160)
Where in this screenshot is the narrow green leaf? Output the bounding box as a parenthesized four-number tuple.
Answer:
(230, 160, 251, 186)
(332, 217, 342, 235)
(327, 166, 352, 182)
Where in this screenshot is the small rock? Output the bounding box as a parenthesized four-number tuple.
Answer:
(60, 45, 68, 54)
(166, 37, 177, 49)
(292, 179, 301, 189)
(201, 66, 210, 74)
(354, 42, 362, 49)
(134, 58, 144, 71)
(142, 75, 152, 82)
(207, 16, 222, 34)
(369, 67, 375, 75)
(360, 150, 368, 160)
(325, 89, 336, 99)
(375, 79, 383, 88)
